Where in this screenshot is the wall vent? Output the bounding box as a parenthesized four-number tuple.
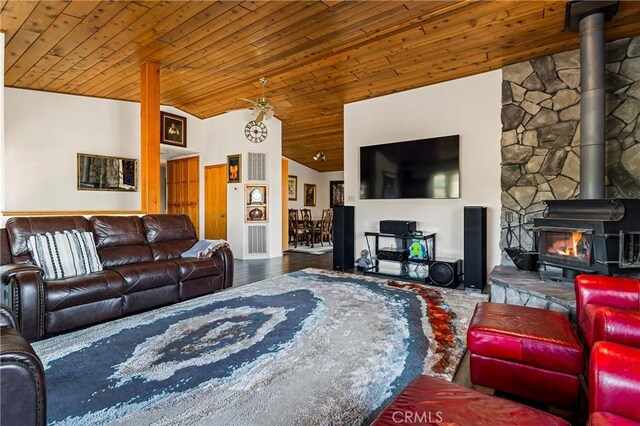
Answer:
(247, 225, 268, 255)
(247, 152, 267, 181)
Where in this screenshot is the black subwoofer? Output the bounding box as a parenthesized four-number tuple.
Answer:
(428, 259, 462, 288)
(463, 206, 487, 291)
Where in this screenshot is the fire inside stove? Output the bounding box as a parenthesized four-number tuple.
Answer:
(542, 229, 592, 264)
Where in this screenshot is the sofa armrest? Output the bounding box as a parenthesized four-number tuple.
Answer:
(216, 246, 234, 289)
(2, 271, 46, 341)
(589, 341, 640, 423)
(1, 264, 42, 285)
(593, 308, 640, 349)
(0, 304, 18, 329)
(575, 275, 640, 320)
(0, 327, 46, 426)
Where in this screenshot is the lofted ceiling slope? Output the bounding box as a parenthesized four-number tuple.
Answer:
(3, 1, 640, 172)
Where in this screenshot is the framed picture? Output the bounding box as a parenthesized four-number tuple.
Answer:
(330, 180, 344, 207)
(77, 153, 137, 192)
(288, 175, 297, 200)
(161, 111, 187, 147)
(245, 184, 268, 222)
(304, 183, 317, 206)
(227, 154, 241, 183)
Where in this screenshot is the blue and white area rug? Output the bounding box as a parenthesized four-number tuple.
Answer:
(33, 268, 487, 425)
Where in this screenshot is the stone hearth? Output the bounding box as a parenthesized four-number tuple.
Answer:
(488, 265, 576, 321)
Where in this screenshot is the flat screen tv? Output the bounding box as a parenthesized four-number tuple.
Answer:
(360, 135, 460, 199)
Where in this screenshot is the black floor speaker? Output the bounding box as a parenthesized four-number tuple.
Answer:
(428, 258, 462, 288)
(333, 206, 354, 271)
(464, 206, 487, 291)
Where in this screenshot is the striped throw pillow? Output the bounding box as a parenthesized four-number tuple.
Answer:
(26, 230, 103, 280)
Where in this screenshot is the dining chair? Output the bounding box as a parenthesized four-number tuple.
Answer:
(330, 208, 334, 238)
(299, 209, 314, 246)
(288, 209, 304, 248)
(316, 209, 333, 247)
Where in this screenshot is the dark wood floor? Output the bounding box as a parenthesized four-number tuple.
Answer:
(232, 251, 335, 287)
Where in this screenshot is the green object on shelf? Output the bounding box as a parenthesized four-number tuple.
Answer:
(409, 238, 427, 260)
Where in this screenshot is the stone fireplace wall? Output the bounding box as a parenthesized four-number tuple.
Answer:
(500, 35, 640, 258)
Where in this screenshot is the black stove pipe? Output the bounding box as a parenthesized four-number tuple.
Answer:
(579, 12, 606, 199)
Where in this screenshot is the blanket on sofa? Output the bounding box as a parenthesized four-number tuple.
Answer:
(181, 239, 229, 258)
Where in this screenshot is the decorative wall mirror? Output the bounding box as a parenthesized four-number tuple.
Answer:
(77, 153, 138, 191)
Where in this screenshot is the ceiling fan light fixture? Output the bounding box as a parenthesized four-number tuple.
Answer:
(265, 108, 274, 121)
(313, 151, 326, 161)
(251, 108, 266, 122)
(244, 78, 275, 122)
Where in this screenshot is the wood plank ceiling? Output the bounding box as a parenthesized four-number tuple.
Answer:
(3, 1, 640, 172)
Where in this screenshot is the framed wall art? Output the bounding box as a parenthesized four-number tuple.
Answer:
(304, 183, 317, 207)
(288, 175, 298, 201)
(161, 111, 187, 147)
(227, 154, 241, 183)
(330, 180, 344, 207)
(77, 153, 137, 192)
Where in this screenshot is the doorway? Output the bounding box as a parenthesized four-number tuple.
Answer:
(205, 164, 227, 240)
(167, 156, 199, 235)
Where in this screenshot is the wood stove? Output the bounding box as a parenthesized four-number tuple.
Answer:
(533, 199, 640, 280)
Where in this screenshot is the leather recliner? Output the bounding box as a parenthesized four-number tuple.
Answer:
(575, 275, 640, 351)
(588, 341, 640, 425)
(0, 214, 233, 340)
(0, 305, 46, 426)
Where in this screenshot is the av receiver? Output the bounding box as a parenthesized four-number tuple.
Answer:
(377, 247, 409, 262)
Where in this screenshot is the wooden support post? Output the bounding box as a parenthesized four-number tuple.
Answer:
(140, 62, 160, 213)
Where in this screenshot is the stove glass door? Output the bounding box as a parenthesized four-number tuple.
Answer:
(538, 227, 593, 266)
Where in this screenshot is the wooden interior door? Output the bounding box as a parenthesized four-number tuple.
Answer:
(167, 156, 199, 236)
(204, 164, 227, 240)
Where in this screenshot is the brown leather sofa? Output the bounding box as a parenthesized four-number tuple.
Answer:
(0, 214, 233, 341)
(0, 305, 46, 426)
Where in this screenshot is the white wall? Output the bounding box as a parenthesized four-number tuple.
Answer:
(3, 88, 206, 216)
(287, 158, 343, 219)
(4, 88, 141, 212)
(201, 110, 283, 259)
(344, 70, 503, 270)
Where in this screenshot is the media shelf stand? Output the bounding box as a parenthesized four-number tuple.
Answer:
(363, 231, 436, 284)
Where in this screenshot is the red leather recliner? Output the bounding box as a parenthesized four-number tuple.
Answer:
(575, 275, 640, 350)
(588, 341, 640, 425)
